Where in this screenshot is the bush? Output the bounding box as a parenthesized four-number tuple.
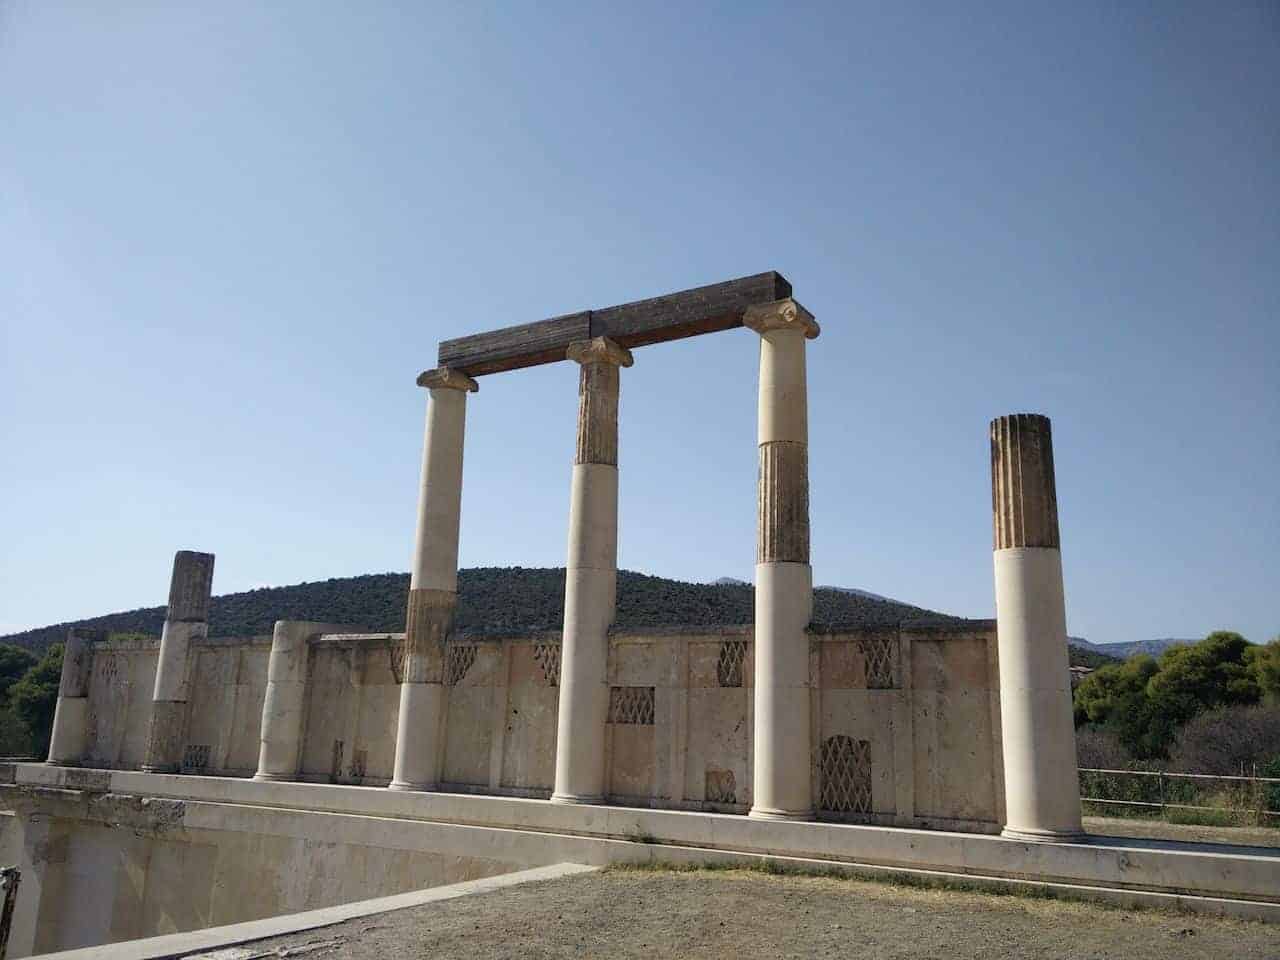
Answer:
(8, 644, 63, 758)
(1168, 704, 1280, 778)
(1075, 725, 1133, 770)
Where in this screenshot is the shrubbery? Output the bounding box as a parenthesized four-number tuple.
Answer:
(1074, 632, 1278, 761)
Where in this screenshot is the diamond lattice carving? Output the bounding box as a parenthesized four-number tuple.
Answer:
(388, 638, 406, 684)
(445, 644, 477, 686)
(819, 735, 872, 814)
(608, 686, 655, 725)
(717, 640, 746, 688)
(858, 635, 896, 689)
(182, 744, 211, 771)
(533, 642, 561, 686)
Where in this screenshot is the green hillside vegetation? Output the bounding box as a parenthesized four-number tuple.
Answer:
(0, 566, 1110, 755)
(0, 567, 972, 656)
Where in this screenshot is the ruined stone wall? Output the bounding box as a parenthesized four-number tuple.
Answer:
(76, 621, 1002, 831)
(82, 635, 271, 777)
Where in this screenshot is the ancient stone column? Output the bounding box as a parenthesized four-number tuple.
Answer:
(389, 367, 478, 791)
(551, 336, 633, 805)
(746, 299, 819, 821)
(46, 627, 104, 766)
(142, 550, 215, 773)
(255, 620, 355, 782)
(991, 413, 1084, 841)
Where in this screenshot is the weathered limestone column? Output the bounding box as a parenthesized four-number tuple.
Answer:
(551, 336, 633, 805)
(991, 413, 1084, 841)
(389, 367, 478, 791)
(746, 299, 819, 821)
(142, 550, 215, 773)
(254, 620, 356, 782)
(46, 627, 104, 766)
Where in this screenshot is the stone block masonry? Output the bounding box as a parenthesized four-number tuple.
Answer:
(141, 550, 214, 774)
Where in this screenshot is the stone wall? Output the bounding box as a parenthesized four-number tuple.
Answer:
(74, 621, 1003, 831)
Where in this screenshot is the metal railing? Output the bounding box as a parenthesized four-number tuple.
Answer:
(1079, 766, 1280, 824)
(0, 867, 20, 960)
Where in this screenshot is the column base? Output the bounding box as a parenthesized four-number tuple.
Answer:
(550, 792, 605, 806)
(388, 780, 437, 793)
(44, 760, 82, 769)
(748, 805, 814, 822)
(251, 772, 297, 783)
(1001, 825, 1087, 844)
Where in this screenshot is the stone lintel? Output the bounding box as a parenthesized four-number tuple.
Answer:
(438, 271, 791, 376)
(744, 299, 820, 340)
(566, 336, 634, 368)
(990, 413, 1061, 550)
(416, 367, 479, 392)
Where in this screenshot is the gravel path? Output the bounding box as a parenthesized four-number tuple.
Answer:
(196, 867, 1279, 960)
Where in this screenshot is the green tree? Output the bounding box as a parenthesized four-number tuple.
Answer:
(1073, 632, 1265, 760)
(0, 644, 37, 700)
(9, 644, 63, 757)
(1147, 631, 1259, 729)
(1245, 637, 1280, 704)
(0, 644, 39, 755)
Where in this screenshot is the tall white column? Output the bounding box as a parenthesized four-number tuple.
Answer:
(142, 550, 214, 773)
(746, 299, 819, 821)
(551, 336, 633, 805)
(254, 620, 357, 782)
(389, 367, 477, 791)
(991, 413, 1084, 841)
(47, 627, 103, 766)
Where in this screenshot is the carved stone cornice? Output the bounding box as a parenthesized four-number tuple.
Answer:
(416, 367, 479, 392)
(743, 299, 820, 340)
(566, 336, 634, 368)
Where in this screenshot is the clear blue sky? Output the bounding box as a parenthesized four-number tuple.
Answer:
(2, 3, 1276, 646)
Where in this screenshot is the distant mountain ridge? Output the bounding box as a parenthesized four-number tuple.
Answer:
(1068, 636, 1193, 661)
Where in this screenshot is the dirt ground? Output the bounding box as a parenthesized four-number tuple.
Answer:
(197, 867, 1279, 960)
(1084, 814, 1280, 848)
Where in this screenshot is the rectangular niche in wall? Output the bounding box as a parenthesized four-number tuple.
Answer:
(608, 686, 655, 725)
(819, 735, 872, 815)
(182, 743, 211, 772)
(445, 643, 478, 686)
(717, 640, 746, 687)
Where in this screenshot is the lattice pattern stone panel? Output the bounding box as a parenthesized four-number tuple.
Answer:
(182, 744, 211, 771)
(533, 642, 561, 686)
(445, 643, 477, 686)
(608, 686, 655, 725)
(858, 635, 896, 689)
(819, 735, 872, 814)
(705, 768, 737, 804)
(717, 640, 746, 687)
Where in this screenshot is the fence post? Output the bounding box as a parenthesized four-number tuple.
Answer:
(1158, 771, 1165, 817)
(1254, 762, 1263, 827)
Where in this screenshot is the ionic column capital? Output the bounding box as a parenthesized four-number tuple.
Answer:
(416, 367, 479, 392)
(566, 336, 634, 368)
(744, 299, 820, 340)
